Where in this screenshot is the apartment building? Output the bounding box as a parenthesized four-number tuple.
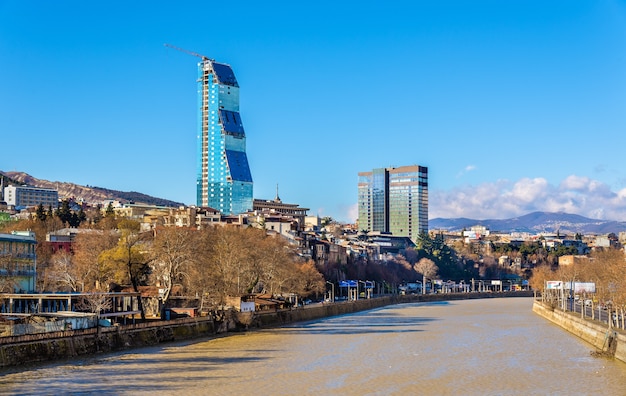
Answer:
(3, 185, 58, 209)
(0, 231, 37, 292)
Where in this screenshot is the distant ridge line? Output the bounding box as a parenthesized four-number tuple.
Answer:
(430, 211, 626, 235)
(1, 171, 184, 208)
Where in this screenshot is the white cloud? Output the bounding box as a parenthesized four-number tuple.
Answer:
(346, 203, 358, 223)
(321, 203, 359, 223)
(456, 164, 477, 178)
(430, 175, 626, 221)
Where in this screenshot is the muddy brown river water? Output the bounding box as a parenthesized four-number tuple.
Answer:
(1, 297, 625, 395)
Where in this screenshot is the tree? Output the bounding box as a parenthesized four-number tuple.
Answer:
(254, 233, 295, 295)
(192, 227, 255, 307)
(321, 217, 334, 227)
(291, 260, 325, 298)
(46, 250, 82, 292)
(105, 202, 115, 217)
(529, 265, 553, 301)
(56, 199, 73, 225)
(71, 230, 119, 291)
(76, 292, 112, 317)
(590, 249, 626, 328)
(35, 204, 47, 221)
(414, 258, 438, 294)
(0, 216, 65, 291)
(150, 227, 198, 306)
(0, 253, 19, 293)
(99, 219, 152, 319)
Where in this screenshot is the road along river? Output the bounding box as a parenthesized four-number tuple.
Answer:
(1, 297, 626, 395)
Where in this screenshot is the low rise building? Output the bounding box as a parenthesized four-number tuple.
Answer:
(161, 206, 222, 229)
(3, 185, 58, 209)
(253, 194, 308, 231)
(46, 228, 80, 254)
(0, 231, 37, 292)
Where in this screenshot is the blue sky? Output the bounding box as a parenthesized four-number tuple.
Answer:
(2, 1, 626, 222)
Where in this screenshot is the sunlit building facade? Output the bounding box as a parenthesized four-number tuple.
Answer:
(3, 185, 58, 209)
(196, 58, 253, 215)
(358, 165, 428, 241)
(0, 231, 37, 293)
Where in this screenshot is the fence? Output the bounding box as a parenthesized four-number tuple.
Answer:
(0, 316, 213, 346)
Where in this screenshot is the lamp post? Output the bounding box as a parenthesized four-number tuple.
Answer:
(326, 281, 334, 303)
(359, 281, 370, 299)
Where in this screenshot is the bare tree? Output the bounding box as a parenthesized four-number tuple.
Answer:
(149, 227, 198, 305)
(46, 250, 82, 292)
(191, 227, 253, 308)
(291, 260, 325, 298)
(76, 292, 113, 316)
(414, 258, 438, 294)
(72, 230, 119, 291)
(591, 249, 626, 329)
(529, 264, 554, 302)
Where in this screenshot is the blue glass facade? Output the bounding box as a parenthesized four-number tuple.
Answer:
(196, 59, 253, 214)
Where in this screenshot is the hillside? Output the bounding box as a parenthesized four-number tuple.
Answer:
(1, 171, 184, 208)
(429, 211, 626, 235)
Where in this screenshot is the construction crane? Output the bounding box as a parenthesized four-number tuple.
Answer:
(164, 43, 212, 62)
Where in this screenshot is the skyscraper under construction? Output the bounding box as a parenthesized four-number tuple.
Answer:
(193, 52, 253, 214)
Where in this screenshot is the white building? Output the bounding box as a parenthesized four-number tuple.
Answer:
(3, 185, 58, 209)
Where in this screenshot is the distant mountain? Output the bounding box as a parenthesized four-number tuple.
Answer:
(1, 171, 184, 208)
(429, 211, 626, 235)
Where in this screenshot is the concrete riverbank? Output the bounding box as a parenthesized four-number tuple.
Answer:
(533, 300, 626, 363)
(0, 291, 532, 368)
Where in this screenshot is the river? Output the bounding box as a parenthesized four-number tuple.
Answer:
(1, 297, 625, 395)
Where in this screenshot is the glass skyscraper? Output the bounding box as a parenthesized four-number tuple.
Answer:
(196, 58, 253, 215)
(358, 165, 428, 241)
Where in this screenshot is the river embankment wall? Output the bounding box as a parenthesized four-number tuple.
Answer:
(0, 317, 216, 368)
(253, 291, 533, 327)
(532, 301, 626, 363)
(0, 292, 532, 369)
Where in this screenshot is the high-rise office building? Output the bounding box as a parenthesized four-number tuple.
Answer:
(358, 165, 428, 241)
(196, 58, 253, 215)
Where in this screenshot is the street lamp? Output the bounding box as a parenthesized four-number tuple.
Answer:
(326, 281, 334, 303)
(359, 281, 370, 299)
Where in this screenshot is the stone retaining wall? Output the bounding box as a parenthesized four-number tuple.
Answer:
(251, 291, 532, 328)
(532, 301, 626, 363)
(0, 317, 216, 368)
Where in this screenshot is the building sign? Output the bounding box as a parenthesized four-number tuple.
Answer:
(573, 282, 596, 293)
(546, 281, 563, 290)
(339, 280, 357, 288)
